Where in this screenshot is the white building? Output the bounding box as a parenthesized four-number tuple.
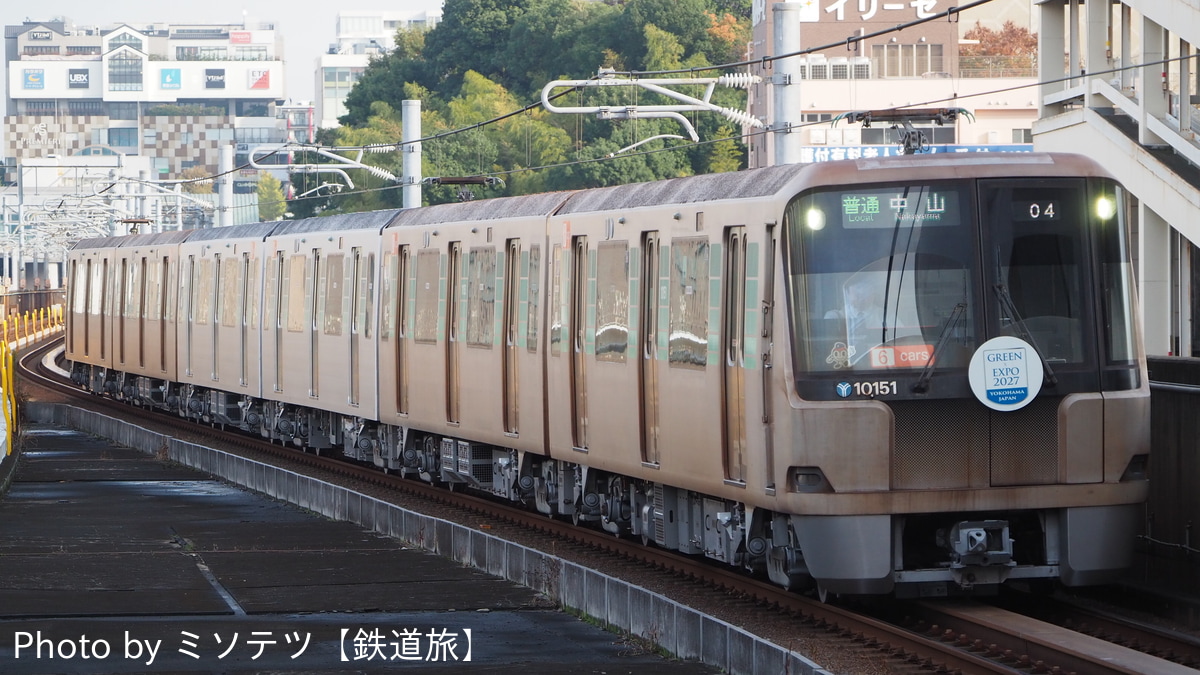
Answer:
(747, 0, 1040, 166)
(1033, 0, 1200, 356)
(2, 18, 301, 192)
(315, 9, 442, 129)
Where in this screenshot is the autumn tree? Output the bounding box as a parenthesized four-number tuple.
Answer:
(960, 21, 1037, 76)
(179, 166, 213, 194)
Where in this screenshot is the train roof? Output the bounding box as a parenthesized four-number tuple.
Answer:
(385, 192, 574, 228)
(270, 209, 401, 235)
(185, 221, 279, 242)
(556, 164, 808, 215)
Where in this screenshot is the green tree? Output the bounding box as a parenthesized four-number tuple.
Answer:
(422, 0, 532, 96)
(707, 125, 742, 173)
(257, 172, 286, 221)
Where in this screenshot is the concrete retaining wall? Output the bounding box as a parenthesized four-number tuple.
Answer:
(24, 402, 831, 675)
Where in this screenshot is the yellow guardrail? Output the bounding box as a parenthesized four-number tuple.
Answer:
(0, 302, 65, 455)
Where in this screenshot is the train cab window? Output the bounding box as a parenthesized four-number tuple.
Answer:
(786, 183, 977, 380)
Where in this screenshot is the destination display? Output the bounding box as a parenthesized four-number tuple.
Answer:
(834, 187, 961, 229)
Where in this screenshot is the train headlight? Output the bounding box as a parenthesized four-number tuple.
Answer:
(1094, 196, 1116, 220)
(805, 208, 826, 231)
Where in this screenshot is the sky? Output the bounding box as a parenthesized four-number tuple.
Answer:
(3, 1, 442, 103)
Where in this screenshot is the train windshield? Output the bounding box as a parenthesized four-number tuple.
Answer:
(784, 177, 1137, 401)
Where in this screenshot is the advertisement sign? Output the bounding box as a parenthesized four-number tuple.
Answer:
(248, 69, 270, 90)
(68, 69, 89, 88)
(968, 336, 1044, 411)
(28, 30, 52, 40)
(230, 31, 251, 44)
(161, 68, 181, 90)
(22, 70, 44, 90)
(205, 69, 226, 89)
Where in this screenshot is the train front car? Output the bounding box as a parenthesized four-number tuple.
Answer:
(777, 153, 1149, 597)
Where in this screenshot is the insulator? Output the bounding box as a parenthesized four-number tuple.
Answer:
(719, 107, 765, 128)
(364, 144, 398, 154)
(363, 164, 398, 181)
(715, 73, 761, 89)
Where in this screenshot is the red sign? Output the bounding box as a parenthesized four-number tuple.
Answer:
(230, 31, 251, 44)
(249, 69, 270, 89)
(868, 344, 934, 369)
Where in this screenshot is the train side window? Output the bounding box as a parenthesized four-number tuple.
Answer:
(668, 237, 711, 369)
(220, 257, 240, 328)
(596, 241, 629, 363)
(467, 246, 497, 348)
(195, 259, 213, 326)
(324, 253, 344, 336)
(414, 249, 440, 344)
(286, 254, 306, 332)
(527, 245, 540, 353)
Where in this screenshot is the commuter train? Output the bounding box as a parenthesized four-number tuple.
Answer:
(65, 153, 1150, 598)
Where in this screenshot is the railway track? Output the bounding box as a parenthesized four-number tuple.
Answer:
(18, 334, 1200, 675)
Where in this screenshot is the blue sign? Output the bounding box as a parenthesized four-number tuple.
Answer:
(160, 68, 181, 90)
(801, 145, 1034, 164)
(22, 70, 44, 90)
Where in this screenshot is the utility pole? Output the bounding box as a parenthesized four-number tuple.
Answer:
(772, 2, 804, 166)
(402, 99, 422, 209)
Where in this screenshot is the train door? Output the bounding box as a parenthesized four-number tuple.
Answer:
(138, 257, 148, 368)
(213, 255, 223, 382)
(570, 236, 589, 450)
(503, 239, 521, 433)
(310, 250, 320, 398)
(160, 257, 170, 374)
(722, 227, 748, 483)
(761, 225, 777, 490)
(392, 245, 411, 415)
(446, 242, 462, 423)
(184, 255, 195, 376)
(117, 258, 127, 366)
(640, 232, 661, 465)
(239, 252, 250, 386)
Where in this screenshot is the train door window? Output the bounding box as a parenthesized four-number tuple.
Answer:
(527, 244, 541, 353)
(183, 256, 194, 375)
(596, 241, 629, 363)
(467, 246, 497, 348)
(212, 256, 223, 380)
(357, 252, 374, 339)
(164, 258, 176, 323)
(381, 251, 397, 340)
(69, 260, 80, 352)
(246, 255, 259, 331)
(414, 249, 440, 344)
(269, 251, 285, 391)
(570, 236, 589, 449)
(286, 255, 306, 332)
(550, 245, 563, 356)
(146, 258, 160, 321)
(324, 253, 344, 336)
(668, 237, 711, 369)
(159, 257, 169, 372)
(350, 249, 362, 405)
(394, 245, 411, 415)
(239, 253, 251, 386)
